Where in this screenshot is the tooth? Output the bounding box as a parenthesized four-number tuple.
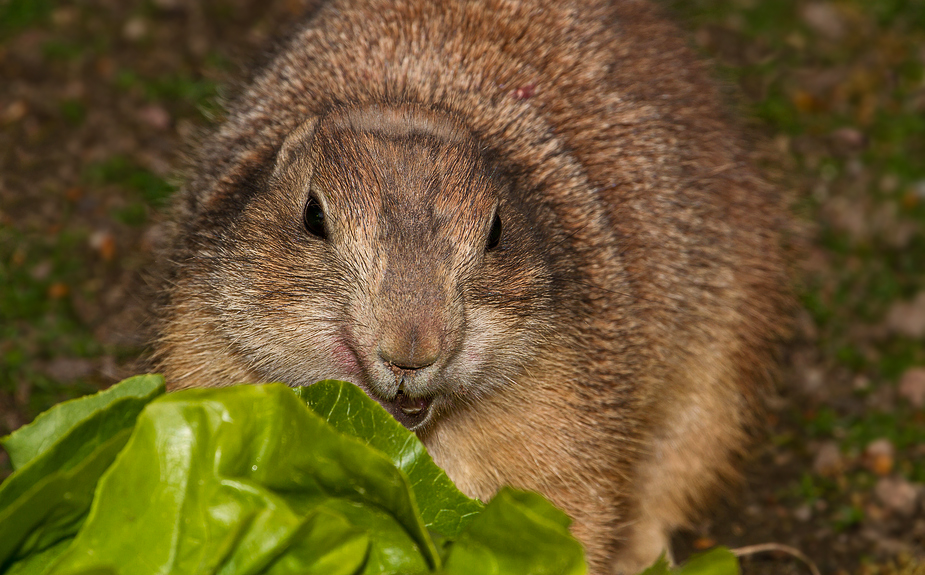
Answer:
(401, 406, 422, 415)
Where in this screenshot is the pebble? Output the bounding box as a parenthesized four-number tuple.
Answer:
(2, 100, 27, 124)
(122, 17, 148, 42)
(29, 260, 53, 281)
(874, 476, 918, 516)
(137, 105, 171, 131)
(898, 367, 925, 408)
(830, 126, 866, 150)
(793, 504, 812, 522)
(801, 366, 826, 395)
(885, 292, 925, 339)
(51, 7, 78, 27)
(800, 2, 847, 40)
(813, 440, 844, 476)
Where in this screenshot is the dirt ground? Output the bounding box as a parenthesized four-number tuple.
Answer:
(1, 1, 923, 574)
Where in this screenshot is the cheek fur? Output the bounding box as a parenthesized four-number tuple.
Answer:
(331, 335, 363, 377)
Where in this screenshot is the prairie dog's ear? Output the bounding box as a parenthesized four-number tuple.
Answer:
(271, 117, 319, 184)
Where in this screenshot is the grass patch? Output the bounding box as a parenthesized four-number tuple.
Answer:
(41, 38, 87, 61)
(0, 0, 53, 41)
(59, 99, 86, 126)
(83, 155, 176, 208)
(114, 69, 221, 119)
(0, 227, 102, 417)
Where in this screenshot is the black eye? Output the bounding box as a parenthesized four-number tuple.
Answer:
(303, 195, 326, 239)
(486, 213, 502, 251)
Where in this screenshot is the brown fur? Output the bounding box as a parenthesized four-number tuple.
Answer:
(154, 1, 791, 572)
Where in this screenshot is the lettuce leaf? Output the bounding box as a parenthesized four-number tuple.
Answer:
(0, 377, 591, 575)
(297, 381, 483, 538)
(0, 375, 164, 568)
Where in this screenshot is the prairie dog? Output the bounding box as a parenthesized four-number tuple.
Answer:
(155, 0, 789, 572)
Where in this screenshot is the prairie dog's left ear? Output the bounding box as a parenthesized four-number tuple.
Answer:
(270, 117, 320, 184)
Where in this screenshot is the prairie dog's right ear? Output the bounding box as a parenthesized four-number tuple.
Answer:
(271, 117, 320, 184)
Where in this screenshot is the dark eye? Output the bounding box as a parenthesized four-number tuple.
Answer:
(303, 195, 327, 239)
(486, 213, 502, 251)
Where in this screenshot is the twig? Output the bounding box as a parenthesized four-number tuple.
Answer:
(731, 543, 821, 575)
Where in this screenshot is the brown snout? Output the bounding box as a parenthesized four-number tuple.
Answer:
(377, 318, 443, 373)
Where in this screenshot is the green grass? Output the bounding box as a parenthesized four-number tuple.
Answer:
(59, 99, 86, 126)
(83, 155, 175, 206)
(42, 39, 87, 61)
(0, 0, 53, 41)
(83, 155, 177, 226)
(0, 227, 103, 417)
(114, 69, 221, 120)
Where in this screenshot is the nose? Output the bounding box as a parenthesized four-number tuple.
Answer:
(378, 327, 441, 372)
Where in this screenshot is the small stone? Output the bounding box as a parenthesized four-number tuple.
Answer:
(866, 437, 895, 457)
(864, 439, 895, 476)
(852, 375, 870, 392)
(830, 127, 866, 150)
(137, 105, 171, 131)
(899, 367, 925, 408)
(51, 7, 78, 27)
(122, 17, 148, 41)
(29, 260, 53, 281)
(813, 441, 844, 476)
(885, 292, 925, 339)
(801, 2, 846, 40)
(801, 366, 825, 394)
(793, 504, 812, 522)
(2, 100, 27, 124)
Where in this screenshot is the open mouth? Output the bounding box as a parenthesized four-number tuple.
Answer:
(380, 390, 434, 431)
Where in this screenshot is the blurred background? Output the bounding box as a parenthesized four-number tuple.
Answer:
(0, 0, 923, 573)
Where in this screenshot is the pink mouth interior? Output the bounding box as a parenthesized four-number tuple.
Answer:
(383, 390, 433, 430)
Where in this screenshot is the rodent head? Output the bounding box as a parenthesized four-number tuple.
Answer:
(217, 105, 556, 430)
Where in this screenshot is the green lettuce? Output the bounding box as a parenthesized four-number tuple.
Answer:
(0, 378, 587, 575)
(0, 376, 738, 575)
(0, 374, 165, 570)
(639, 549, 740, 575)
